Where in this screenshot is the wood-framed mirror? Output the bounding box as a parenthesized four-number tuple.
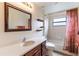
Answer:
(4, 2, 32, 32)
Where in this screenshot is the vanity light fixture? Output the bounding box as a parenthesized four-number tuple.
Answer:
(22, 2, 32, 8)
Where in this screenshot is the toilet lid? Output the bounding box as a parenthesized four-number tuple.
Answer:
(46, 42, 55, 48)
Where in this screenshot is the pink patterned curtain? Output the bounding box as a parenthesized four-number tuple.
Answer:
(64, 8, 78, 55)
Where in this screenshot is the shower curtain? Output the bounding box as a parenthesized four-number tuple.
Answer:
(64, 8, 78, 55)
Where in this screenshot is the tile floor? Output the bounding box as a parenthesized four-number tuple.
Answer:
(53, 51, 65, 56)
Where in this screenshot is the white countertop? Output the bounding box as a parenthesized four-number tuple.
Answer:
(0, 37, 47, 56)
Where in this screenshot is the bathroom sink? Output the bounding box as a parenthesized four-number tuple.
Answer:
(22, 41, 35, 46)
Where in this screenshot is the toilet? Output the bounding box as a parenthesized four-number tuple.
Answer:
(46, 41, 55, 56)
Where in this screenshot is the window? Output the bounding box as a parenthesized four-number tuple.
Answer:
(53, 17, 66, 26)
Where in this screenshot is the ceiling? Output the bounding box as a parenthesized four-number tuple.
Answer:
(32, 2, 58, 7)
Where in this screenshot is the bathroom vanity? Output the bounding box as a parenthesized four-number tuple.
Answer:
(23, 41, 46, 56)
(0, 37, 47, 56)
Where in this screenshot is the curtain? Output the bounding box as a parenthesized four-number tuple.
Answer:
(64, 8, 78, 55)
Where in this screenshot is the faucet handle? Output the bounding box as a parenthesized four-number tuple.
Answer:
(22, 37, 26, 42)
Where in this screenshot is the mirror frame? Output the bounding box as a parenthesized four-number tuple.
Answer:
(4, 2, 32, 32)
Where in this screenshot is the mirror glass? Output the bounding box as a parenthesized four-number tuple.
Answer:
(8, 7, 30, 29)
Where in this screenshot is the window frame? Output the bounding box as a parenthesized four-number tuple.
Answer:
(52, 17, 66, 26)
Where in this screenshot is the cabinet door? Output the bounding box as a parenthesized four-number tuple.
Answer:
(33, 50, 41, 56)
(41, 41, 47, 56)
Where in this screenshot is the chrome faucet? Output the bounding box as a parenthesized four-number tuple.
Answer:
(22, 37, 26, 42)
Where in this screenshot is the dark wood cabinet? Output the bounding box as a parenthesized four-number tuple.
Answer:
(33, 50, 41, 56)
(41, 41, 47, 56)
(23, 41, 47, 56)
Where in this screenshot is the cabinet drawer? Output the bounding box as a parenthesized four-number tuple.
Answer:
(24, 44, 41, 56)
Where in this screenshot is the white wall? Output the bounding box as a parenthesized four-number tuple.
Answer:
(0, 2, 44, 47)
(47, 11, 66, 49)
